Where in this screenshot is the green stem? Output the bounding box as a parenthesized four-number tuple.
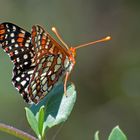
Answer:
(41, 135, 47, 140)
(0, 122, 37, 140)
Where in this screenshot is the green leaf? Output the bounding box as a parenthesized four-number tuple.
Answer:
(31, 83, 77, 135)
(108, 126, 127, 140)
(25, 107, 40, 138)
(37, 106, 45, 137)
(94, 131, 99, 140)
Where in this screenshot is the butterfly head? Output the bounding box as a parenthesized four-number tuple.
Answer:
(69, 47, 76, 57)
(68, 47, 76, 65)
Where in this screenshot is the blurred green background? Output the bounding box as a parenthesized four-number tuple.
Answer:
(0, 0, 140, 139)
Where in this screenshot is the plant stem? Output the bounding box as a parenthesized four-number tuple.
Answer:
(41, 135, 47, 140)
(0, 122, 37, 140)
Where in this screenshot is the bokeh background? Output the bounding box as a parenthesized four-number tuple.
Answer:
(0, 0, 140, 139)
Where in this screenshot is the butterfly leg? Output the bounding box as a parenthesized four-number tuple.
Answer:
(64, 72, 69, 97)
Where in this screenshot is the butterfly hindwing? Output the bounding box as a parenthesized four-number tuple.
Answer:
(28, 25, 71, 103)
(28, 54, 67, 103)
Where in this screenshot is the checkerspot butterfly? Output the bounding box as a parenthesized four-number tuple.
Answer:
(0, 22, 111, 104)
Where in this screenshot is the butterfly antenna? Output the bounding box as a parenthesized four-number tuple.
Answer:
(52, 27, 69, 50)
(73, 36, 111, 50)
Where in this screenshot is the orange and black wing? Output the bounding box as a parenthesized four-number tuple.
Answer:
(28, 25, 71, 103)
(0, 22, 36, 103)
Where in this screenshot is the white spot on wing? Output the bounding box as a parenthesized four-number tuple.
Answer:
(43, 67, 49, 73)
(21, 30, 25, 34)
(6, 24, 9, 28)
(48, 85, 52, 91)
(64, 57, 70, 68)
(9, 46, 12, 50)
(38, 35, 41, 40)
(51, 74, 55, 81)
(15, 44, 18, 47)
(5, 41, 8, 45)
(21, 74, 25, 77)
(5, 34, 8, 39)
(48, 71, 52, 75)
(21, 80, 26, 86)
(26, 39, 30, 43)
(38, 41, 40, 46)
(13, 26, 16, 30)
(25, 43, 29, 47)
(47, 62, 51, 66)
(11, 39, 15, 43)
(54, 64, 61, 72)
(32, 83, 36, 91)
(24, 62, 28, 65)
(17, 58, 20, 62)
(41, 73, 46, 77)
(35, 96, 39, 101)
(26, 77, 29, 81)
(34, 72, 39, 78)
(23, 54, 28, 59)
(15, 50, 18, 55)
(57, 57, 61, 64)
(10, 33, 14, 37)
(43, 84, 47, 91)
(32, 90, 37, 95)
(46, 42, 49, 45)
(28, 70, 34, 74)
(42, 77, 47, 85)
(16, 77, 20, 82)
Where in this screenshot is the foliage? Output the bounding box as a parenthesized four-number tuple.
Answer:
(94, 126, 127, 140)
(0, 84, 128, 140)
(26, 83, 77, 139)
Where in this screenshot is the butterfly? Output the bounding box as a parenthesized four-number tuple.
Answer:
(0, 22, 111, 104)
